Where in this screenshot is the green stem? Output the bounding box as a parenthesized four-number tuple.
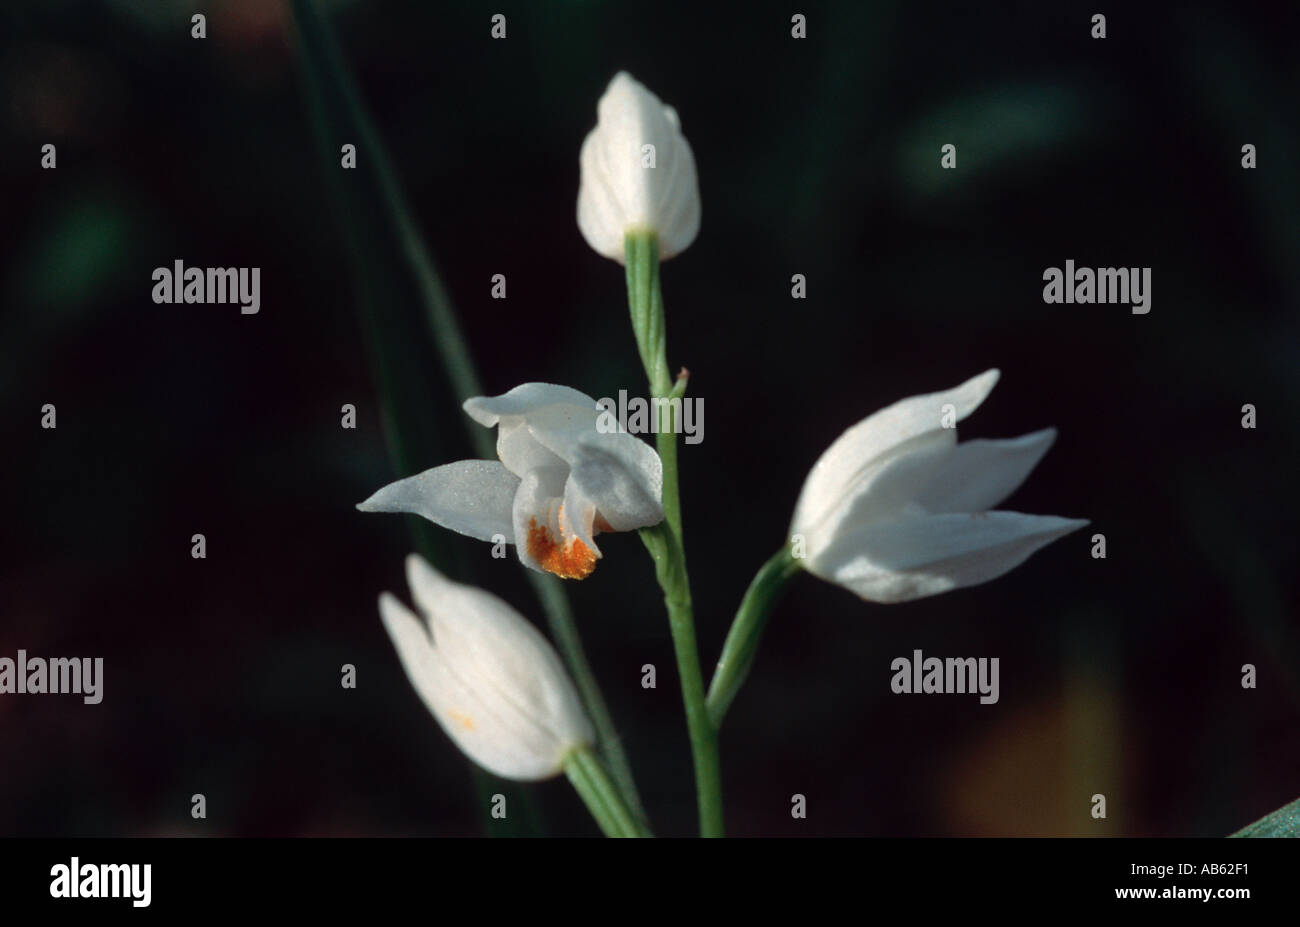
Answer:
(624, 233, 672, 396)
(640, 525, 723, 837)
(706, 546, 803, 728)
(655, 375, 688, 544)
(625, 230, 722, 837)
(564, 747, 651, 838)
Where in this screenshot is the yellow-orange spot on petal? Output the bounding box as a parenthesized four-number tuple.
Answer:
(446, 709, 476, 731)
(527, 518, 598, 580)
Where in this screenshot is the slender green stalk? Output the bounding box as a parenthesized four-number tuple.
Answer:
(565, 747, 651, 838)
(291, 0, 645, 830)
(625, 230, 723, 836)
(624, 232, 672, 395)
(707, 546, 803, 727)
(639, 524, 723, 837)
(654, 377, 688, 544)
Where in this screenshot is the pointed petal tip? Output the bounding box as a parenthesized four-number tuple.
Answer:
(1024, 513, 1091, 541)
(967, 367, 1000, 394)
(1010, 512, 1090, 533)
(1013, 426, 1058, 451)
(378, 591, 418, 636)
(404, 551, 441, 592)
(355, 483, 401, 513)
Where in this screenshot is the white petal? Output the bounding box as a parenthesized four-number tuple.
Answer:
(521, 401, 608, 464)
(577, 71, 700, 262)
(566, 432, 664, 532)
(790, 370, 1000, 537)
(795, 428, 955, 554)
(495, 418, 568, 478)
(381, 591, 555, 778)
(387, 557, 594, 780)
(404, 557, 580, 735)
(383, 602, 563, 780)
(379, 592, 440, 699)
(426, 649, 567, 781)
(510, 466, 585, 575)
(827, 429, 1058, 531)
(357, 460, 518, 543)
(405, 553, 532, 646)
(464, 384, 597, 478)
(651, 123, 701, 260)
(561, 477, 600, 552)
(806, 511, 1088, 603)
(463, 383, 599, 426)
(577, 129, 628, 261)
(907, 429, 1057, 513)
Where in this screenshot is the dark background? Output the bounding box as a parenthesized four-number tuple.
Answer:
(2, 0, 1297, 837)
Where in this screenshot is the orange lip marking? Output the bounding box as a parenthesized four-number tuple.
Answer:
(527, 518, 598, 580)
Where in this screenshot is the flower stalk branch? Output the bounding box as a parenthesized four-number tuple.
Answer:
(707, 545, 803, 728)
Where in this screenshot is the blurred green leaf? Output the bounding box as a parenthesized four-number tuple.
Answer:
(14, 193, 136, 317)
(290, 0, 538, 837)
(896, 83, 1093, 196)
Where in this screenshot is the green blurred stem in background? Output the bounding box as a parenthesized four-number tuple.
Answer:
(290, 0, 646, 834)
(707, 545, 802, 728)
(626, 231, 723, 836)
(524, 570, 648, 829)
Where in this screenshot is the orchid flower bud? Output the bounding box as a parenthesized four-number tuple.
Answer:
(577, 71, 701, 262)
(379, 554, 594, 781)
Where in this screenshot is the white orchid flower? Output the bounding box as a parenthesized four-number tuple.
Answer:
(379, 554, 594, 781)
(577, 71, 701, 262)
(790, 369, 1087, 603)
(358, 383, 664, 580)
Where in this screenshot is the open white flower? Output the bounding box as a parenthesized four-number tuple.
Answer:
(790, 370, 1087, 603)
(358, 383, 664, 580)
(380, 554, 593, 780)
(577, 71, 700, 262)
